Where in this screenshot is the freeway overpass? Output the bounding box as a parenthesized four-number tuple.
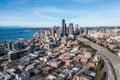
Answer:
(77, 36, 120, 80)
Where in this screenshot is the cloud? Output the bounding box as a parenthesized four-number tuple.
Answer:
(69, 8, 120, 26)
(0, 0, 120, 27)
(32, 7, 93, 20)
(1, 6, 120, 27)
(32, 7, 68, 14)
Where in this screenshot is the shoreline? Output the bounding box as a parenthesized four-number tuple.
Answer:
(0, 27, 50, 43)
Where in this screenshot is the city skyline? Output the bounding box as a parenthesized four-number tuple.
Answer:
(0, 13, 120, 79)
(0, 0, 120, 27)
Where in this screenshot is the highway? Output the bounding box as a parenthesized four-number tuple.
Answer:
(77, 36, 120, 80)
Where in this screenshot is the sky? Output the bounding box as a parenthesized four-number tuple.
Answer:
(0, 0, 120, 27)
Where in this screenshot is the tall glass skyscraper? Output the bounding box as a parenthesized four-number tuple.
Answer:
(62, 19, 66, 37)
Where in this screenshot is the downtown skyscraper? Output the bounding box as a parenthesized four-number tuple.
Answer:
(62, 19, 66, 37)
(68, 23, 74, 35)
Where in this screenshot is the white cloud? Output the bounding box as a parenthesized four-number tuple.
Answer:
(69, 8, 120, 26)
(32, 7, 69, 15)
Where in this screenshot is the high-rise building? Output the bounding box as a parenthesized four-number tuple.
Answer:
(44, 30, 49, 41)
(74, 24, 80, 35)
(8, 51, 18, 62)
(45, 30, 47, 36)
(62, 19, 66, 37)
(7, 41, 24, 51)
(79, 27, 84, 35)
(6, 42, 14, 51)
(14, 41, 24, 51)
(83, 27, 88, 35)
(68, 23, 74, 35)
(55, 27, 61, 38)
(28, 44, 35, 53)
(51, 27, 55, 37)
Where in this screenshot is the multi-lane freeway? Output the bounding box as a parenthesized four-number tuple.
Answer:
(77, 36, 120, 80)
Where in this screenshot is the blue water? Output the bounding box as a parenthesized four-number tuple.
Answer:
(0, 27, 36, 42)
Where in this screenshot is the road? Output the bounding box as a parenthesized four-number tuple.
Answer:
(77, 36, 120, 80)
(101, 54, 114, 80)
